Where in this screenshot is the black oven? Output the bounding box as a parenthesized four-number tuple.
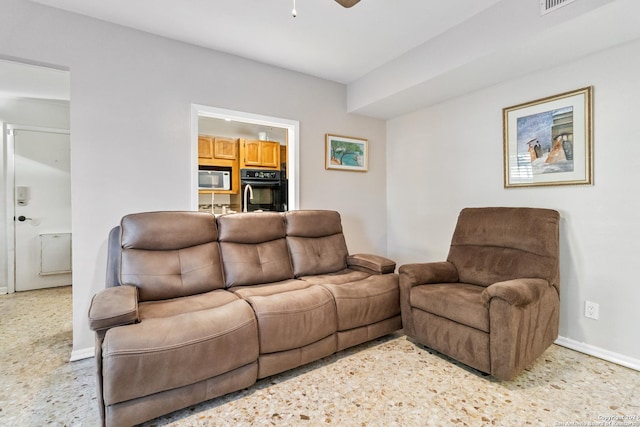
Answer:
(241, 169, 287, 212)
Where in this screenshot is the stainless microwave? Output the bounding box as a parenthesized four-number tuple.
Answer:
(199, 169, 231, 191)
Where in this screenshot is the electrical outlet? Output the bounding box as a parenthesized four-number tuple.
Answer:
(585, 301, 599, 320)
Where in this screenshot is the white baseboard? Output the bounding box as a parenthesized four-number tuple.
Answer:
(70, 347, 94, 362)
(0, 286, 7, 294)
(555, 336, 640, 372)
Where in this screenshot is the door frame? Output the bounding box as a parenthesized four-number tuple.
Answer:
(4, 124, 71, 294)
(190, 104, 300, 211)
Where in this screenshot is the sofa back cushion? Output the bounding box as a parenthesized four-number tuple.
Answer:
(285, 210, 349, 277)
(119, 211, 225, 301)
(447, 207, 560, 291)
(218, 212, 294, 287)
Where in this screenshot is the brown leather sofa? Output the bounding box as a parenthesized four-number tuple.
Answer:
(88, 210, 400, 427)
(399, 207, 560, 381)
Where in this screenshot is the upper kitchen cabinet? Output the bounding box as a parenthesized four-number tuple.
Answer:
(198, 135, 240, 194)
(199, 136, 238, 164)
(214, 137, 238, 160)
(198, 136, 214, 160)
(241, 139, 280, 169)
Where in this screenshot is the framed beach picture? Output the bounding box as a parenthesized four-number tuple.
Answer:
(325, 134, 368, 172)
(503, 86, 593, 188)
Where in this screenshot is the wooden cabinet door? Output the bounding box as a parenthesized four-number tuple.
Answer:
(213, 137, 238, 160)
(260, 141, 280, 168)
(243, 140, 262, 166)
(198, 136, 214, 159)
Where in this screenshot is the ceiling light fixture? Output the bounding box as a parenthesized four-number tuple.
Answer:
(292, 0, 361, 17)
(335, 0, 362, 7)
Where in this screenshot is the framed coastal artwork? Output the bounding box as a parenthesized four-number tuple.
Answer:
(503, 86, 593, 188)
(325, 134, 368, 172)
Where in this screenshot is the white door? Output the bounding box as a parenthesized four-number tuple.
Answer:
(12, 127, 72, 291)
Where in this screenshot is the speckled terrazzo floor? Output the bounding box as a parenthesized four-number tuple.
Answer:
(1, 287, 639, 427)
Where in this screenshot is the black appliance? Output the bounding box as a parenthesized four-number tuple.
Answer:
(241, 169, 286, 212)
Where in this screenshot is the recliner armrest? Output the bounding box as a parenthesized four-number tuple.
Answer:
(481, 278, 549, 307)
(88, 285, 139, 332)
(347, 253, 396, 274)
(398, 261, 459, 286)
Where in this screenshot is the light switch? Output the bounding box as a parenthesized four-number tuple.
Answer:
(16, 186, 30, 206)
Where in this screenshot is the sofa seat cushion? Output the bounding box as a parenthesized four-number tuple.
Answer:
(101, 298, 258, 406)
(410, 283, 489, 332)
(321, 274, 400, 331)
(240, 285, 337, 354)
(298, 268, 371, 286)
(138, 289, 239, 321)
(231, 279, 312, 299)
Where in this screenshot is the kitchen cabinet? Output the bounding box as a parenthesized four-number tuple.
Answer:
(241, 139, 280, 169)
(213, 137, 238, 160)
(198, 136, 214, 160)
(199, 136, 238, 162)
(198, 135, 240, 195)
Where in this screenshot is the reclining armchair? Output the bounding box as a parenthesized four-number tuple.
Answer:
(399, 207, 560, 380)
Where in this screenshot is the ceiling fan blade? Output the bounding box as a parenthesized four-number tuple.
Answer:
(335, 0, 362, 8)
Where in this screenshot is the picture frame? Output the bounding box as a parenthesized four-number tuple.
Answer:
(503, 86, 593, 188)
(325, 134, 368, 172)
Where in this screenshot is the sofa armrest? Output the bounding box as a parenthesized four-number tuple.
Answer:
(347, 253, 396, 274)
(481, 278, 549, 308)
(88, 285, 139, 332)
(398, 261, 458, 337)
(485, 278, 560, 380)
(398, 261, 459, 287)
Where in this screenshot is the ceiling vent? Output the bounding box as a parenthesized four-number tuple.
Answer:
(540, 0, 576, 15)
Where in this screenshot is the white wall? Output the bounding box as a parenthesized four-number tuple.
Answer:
(0, 98, 70, 290)
(387, 38, 640, 362)
(0, 0, 387, 357)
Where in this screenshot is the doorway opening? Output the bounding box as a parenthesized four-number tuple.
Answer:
(190, 105, 299, 212)
(1, 59, 71, 295)
(1, 60, 73, 364)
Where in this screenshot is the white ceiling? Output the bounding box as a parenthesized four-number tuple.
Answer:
(26, 0, 503, 84)
(5, 0, 640, 118)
